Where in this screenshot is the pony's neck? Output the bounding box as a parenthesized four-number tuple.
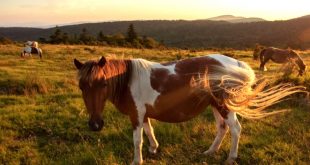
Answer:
(105, 59, 132, 104)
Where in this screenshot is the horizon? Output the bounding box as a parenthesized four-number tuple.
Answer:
(1, 0, 309, 28)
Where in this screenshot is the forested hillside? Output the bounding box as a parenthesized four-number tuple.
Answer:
(1, 15, 310, 49)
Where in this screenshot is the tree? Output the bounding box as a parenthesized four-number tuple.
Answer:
(79, 28, 94, 44)
(113, 33, 126, 46)
(126, 24, 138, 43)
(38, 37, 47, 43)
(62, 33, 69, 44)
(97, 31, 108, 44)
(49, 27, 63, 44)
(142, 36, 159, 48)
(0, 36, 13, 44)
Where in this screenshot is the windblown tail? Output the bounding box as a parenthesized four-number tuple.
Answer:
(222, 79, 306, 119)
(199, 62, 306, 119)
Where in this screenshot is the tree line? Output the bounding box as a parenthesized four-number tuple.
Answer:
(40, 24, 163, 49)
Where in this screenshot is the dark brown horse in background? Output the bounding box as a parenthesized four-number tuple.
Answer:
(253, 47, 306, 76)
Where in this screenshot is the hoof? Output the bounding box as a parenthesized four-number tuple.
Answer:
(131, 160, 143, 165)
(148, 146, 158, 154)
(203, 149, 216, 155)
(225, 157, 237, 165)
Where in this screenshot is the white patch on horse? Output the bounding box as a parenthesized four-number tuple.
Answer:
(132, 126, 143, 164)
(129, 59, 164, 164)
(204, 107, 228, 155)
(25, 41, 38, 48)
(208, 54, 240, 67)
(224, 112, 241, 163)
(208, 54, 256, 85)
(143, 118, 159, 154)
(154, 63, 176, 75)
(23, 46, 32, 53)
(129, 59, 161, 124)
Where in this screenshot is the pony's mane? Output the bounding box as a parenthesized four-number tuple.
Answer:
(77, 57, 131, 84)
(77, 57, 133, 102)
(78, 61, 104, 85)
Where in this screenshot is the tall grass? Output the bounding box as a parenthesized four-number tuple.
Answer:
(0, 44, 309, 164)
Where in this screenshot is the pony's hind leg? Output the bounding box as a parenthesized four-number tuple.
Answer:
(143, 118, 159, 154)
(224, 112, 241, 164)
(203, 107, 228, 155)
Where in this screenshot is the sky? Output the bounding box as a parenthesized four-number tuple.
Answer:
(0, 0, 309, 27)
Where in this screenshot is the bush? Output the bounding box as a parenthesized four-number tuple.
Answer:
(24, 74, 50, 96)
(0, 36, 14, 44)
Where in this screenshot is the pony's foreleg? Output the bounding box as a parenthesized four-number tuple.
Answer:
(224, 112, 241, 164)
(130, 106, 146, 165)
(143, 118, 159, 154)
(203, 107, 228, 155)
(259, 62, 268, 71)
(132, 125, 144, 165)
(259, 54, 267, 71)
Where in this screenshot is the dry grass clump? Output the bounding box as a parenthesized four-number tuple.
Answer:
(23, 73, 51, 96)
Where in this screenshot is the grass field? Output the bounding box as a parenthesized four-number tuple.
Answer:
(0, 44, 309, 165)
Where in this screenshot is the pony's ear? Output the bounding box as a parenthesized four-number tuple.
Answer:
(74, 59, 84, 70)
(98, 56, 107, 67)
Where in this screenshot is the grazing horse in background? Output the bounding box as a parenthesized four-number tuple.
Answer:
(24, 41, 39, 48)
(74, 55, 305, 165)
(21, 46, 42, 58)
(253, 47, 306, 76)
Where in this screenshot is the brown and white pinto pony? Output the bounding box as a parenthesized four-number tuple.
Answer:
(74, 55, 305, 164)
(21, 46, 42, 58)
(253, 47, 306, 76)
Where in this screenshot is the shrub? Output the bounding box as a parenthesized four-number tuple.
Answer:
(0, 36, 14, 44)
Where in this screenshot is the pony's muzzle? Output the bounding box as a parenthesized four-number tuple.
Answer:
(88, 119, 104, 131)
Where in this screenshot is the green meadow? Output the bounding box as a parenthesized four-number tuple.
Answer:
(0, 44, 309, 164)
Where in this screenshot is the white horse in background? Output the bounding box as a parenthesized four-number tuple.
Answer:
(21, 41, 42, 58)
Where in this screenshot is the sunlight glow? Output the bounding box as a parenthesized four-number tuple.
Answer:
(0, 0, 309, 27)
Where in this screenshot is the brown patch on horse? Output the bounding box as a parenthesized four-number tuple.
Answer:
(147, 56, 229, 121)
(30, 47, 39, 54)
(113, 87, 139, 128)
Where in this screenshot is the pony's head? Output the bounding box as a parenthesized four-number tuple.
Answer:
(74, 56, 108, 131)
(253, 45, 263, 60)
(290, 50, 307, 76)
(298, 61, 306, 76)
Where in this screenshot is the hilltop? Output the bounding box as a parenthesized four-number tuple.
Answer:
(0, 15, 310, 49)
(206, 15, 266, 23)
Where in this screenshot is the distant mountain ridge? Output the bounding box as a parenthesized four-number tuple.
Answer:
(1, 15, 310, 49)
(206, 15, 266, 23)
